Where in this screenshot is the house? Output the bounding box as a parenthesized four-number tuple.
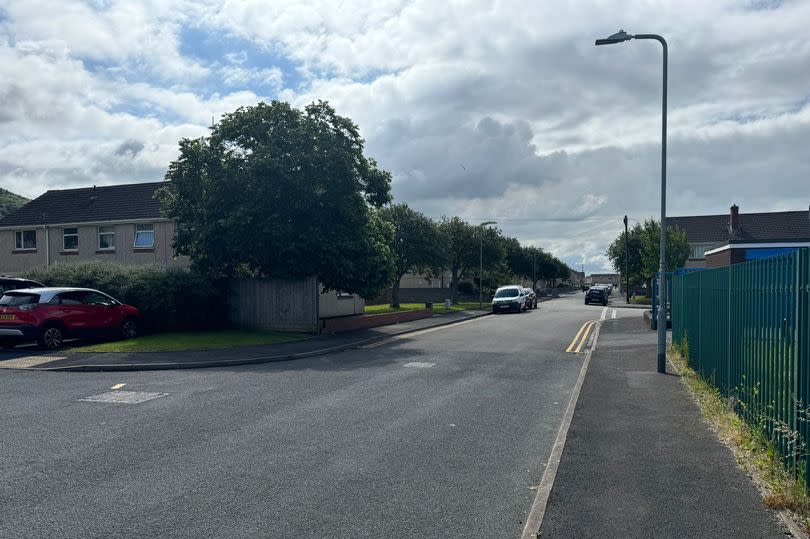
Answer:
(669, 205, 810, 268)
(0, 182, 185, 275)
(0, 181, 364, 325)
(585, 273, 620, 286)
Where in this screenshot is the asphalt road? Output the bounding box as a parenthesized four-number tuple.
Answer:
(0, 293, 611, 538)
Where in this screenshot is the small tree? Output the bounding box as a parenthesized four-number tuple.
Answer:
(639, 219, 689, 285)
(380, 204, 445, 308)
(606, 222, 645, 290)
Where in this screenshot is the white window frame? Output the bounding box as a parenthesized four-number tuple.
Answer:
(14, 230, 37, 250)
(133, 223, 155, 248)
(98, 226, 116, 250)
(63, 227, 79, 251)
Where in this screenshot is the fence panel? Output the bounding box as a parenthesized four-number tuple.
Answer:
(672, 249, 809, 486)
(228, 276, 318, 332)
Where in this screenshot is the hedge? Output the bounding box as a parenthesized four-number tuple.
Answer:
(22, 262, 226, 332)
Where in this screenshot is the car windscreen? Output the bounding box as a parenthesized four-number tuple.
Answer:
(0, 292, 40, 306)
(494, 288, 519, 298)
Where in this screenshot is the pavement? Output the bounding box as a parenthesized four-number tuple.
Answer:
(0, 308, 494, 371)
(0, 292, 591, 538)
(538, 314, 789, 538)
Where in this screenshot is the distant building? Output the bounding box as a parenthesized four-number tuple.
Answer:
(585, 273, 620, 286)
(669, 205, 810, 268)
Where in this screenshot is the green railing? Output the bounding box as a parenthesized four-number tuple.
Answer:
(672, 249, 810, 483)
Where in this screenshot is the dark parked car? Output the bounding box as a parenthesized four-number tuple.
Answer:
(0, 287, 140, 350)
(585, 286, 609, 306)
(0, 276, 45, 294)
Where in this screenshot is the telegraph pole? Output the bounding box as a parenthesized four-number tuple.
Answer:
(624, 215, 630, 303)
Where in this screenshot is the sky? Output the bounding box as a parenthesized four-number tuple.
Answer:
(1, 0, 808, 274)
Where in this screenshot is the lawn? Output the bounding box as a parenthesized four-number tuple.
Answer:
(365, 302, 488, 315)
(70, 330, 311, 353)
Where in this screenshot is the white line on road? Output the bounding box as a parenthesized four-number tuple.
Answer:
(520, 320, 603, 539)
(110, 383, 126, 390)
(611, 309, 617, 319)
(600, 306, 608, 320)
(359, 316, 488, 349)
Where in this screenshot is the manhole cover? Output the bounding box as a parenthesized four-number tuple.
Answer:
(79, 391, 166, 404)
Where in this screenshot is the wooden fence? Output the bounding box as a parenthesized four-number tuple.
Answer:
(228, 276, 318, 333)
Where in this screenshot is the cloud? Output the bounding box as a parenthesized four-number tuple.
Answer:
(1, 0, 809, 274)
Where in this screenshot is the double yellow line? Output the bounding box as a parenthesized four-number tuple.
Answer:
(566, 320, 599, 354)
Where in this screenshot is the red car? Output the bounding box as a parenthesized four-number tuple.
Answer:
(0, 288, 139, 350)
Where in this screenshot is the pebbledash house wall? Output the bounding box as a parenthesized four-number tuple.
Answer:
(0, 219, 187, 275)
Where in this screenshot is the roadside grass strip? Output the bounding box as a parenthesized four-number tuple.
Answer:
(69, 330, 310, 353)
(669, 344, 810, 537)
(566, 320, 598, 354)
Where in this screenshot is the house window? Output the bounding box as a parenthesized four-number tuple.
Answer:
(63, 227, 78, 251)
(689, 245, 707, 259)
(134, 224, 155, 248)
(98, 226, 116, 250)
(14, 230, 37, 250)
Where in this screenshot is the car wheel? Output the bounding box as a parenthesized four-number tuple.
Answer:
(38, 325, 65, 350)
(492, 308, 498, 314)
(121, 318, 138, 340)
(584, 300, 589, 305)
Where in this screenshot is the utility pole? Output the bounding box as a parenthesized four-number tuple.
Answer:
(624, 215, 630, 304)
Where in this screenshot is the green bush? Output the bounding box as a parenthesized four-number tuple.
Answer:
(22, 261, 226, 332)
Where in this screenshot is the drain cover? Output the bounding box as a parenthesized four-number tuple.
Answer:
(79, 391, 166, 404)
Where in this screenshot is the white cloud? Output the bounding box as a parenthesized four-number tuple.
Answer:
(1, 0, 809, 273)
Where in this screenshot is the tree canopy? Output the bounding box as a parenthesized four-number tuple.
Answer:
(379, 203, 445, 307)
(0, 188, 28, 220)
(160, 100, 395, 298)
(606, 219, 689, 287)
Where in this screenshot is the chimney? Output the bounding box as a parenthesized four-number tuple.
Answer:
(730, 204, 740, 233)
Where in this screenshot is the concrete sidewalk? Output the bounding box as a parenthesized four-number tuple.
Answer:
(538, 316, 789, 538)
(0, 309, 491, 372)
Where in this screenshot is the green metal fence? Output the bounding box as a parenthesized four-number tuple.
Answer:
(672, 249, 810, 483)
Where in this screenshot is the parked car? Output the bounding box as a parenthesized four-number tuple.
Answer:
(0, 276, 45, 294)
(491, 285, 527, 313)
(522, 287, 538, 309)
(0, 287, 140, 350)
(584, 286, 609, 306)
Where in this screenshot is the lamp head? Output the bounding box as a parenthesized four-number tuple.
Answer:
(595, 30, 632, 46)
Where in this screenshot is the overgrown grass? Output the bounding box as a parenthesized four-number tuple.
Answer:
(364, 302, 488, 315)
(70, 330, 310, 353)
(631, 295, 652, 305)
(669, 339, 810, 532)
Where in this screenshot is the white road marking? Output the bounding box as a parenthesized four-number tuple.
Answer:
(359, 316, 488, 349)
(110, 383, 126, 390)
(403, 362, 435, 368)
(0, 356, 66, 369)
(611, 309, 617, 319)
(521, 320, 604, 539)
(600, 306, 608, 320)
(79, 391, 166, 404)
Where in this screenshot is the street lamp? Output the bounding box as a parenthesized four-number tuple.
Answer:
(479, 221, 497, 309)
(596, 29, 668, 374)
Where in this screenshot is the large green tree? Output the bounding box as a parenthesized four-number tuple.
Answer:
(160, 100, 395, 298)
(380, 203, 445, 307)
(438, 217, 504, 302)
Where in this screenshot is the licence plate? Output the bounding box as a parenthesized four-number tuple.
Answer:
(0, 314, 15, 320)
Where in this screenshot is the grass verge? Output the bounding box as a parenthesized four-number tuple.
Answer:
(70, 330, 311, 353)
(364, 302, 488, 315)
(669, 343, 810, 534)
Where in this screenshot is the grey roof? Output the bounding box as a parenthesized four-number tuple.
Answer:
(669, 210, 810, 245)
(0, 181, 166, 227)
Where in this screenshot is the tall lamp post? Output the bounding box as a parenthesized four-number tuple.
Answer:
(623, 215, 630, 304)
(596, 29, 668, 374)
(478, 221, 497, 309)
